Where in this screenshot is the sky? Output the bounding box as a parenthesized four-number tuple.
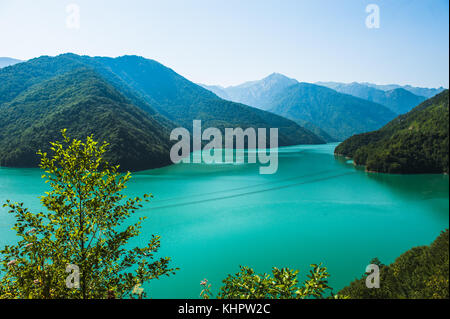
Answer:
(0, 0, 448, 88)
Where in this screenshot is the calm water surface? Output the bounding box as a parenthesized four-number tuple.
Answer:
(0, 143, 448, 298)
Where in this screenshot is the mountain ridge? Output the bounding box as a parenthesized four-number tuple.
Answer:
(201, 74, 426, 141)
(0, 54, 325, 170)
(316, 81, 427, 114)
(0, 57, 22, 68)
(267, 82, 397, 141)
(0, 68, 173, 171)
(335, 90, 449, 174)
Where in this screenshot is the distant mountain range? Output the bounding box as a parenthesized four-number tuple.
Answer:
(0, 54, 323, 171)
(362, 83, 445, 98)
(316, 82, 428, 115)
(0, 57, 22, 68)
(335, 90, 449, 174)
(202, 73, 298, 111)
(317, 81, 445, 99)
(202, 75, 395, 141)
(202, 74, 446, 141)
(266, 83, 396, 141)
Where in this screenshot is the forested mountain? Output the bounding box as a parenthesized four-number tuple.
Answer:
(88, 56, 322, 145)
(0, 54, 324, 170)
(295, 119, 337, 142)
(379, 88, 427, 114)
(317, 82, 426, 114)
(200, 84, 231, 100)
(340, 229, 449, 299)
(0, 57, 22, 68)
(201, 73, 298, 111)
(335, 90, 449, 174)
(267, 83, 396, 141)
(0, 69, 173, 171)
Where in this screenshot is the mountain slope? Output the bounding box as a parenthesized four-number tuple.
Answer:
(200, 84, 231, 100)
(0, 57, 22, 68)
(204, 73, 299, 111)
(203, 75, 402, 141)
(0, 69, 173, 171)
(339, 229, 449, 299)
(319, 81, 445, 99)
(0, 54, 325, 171)
(267, 83, 396, 141)
(364, 83, 446, 99)
(0, 54, 166, 120)
(295, 119, 337, 143)
(86, 56, 324, 145)
(380, 88, 427, 114)
(316, 82, 426, 114)
(335, 90, 449, 174)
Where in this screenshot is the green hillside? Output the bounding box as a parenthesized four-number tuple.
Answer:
(335, 90, 449, 174)
(380, 88, 426, 114)
(0, 54, 327, 171)
(317, 82, 426, 114)
(0, 69, 173, 171)
(90, 55, 324, 145)
(268, 83, 396, 141)
(339, 229, 449, 299)
(0, 54, 323, 162)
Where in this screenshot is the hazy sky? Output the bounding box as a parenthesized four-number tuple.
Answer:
(1, 0, 448, 87)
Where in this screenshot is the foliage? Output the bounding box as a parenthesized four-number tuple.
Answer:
(335, 90, 449, 174)
(0, 131, 177, 299)
(0, 54, 324, 172)
(202, 264, 334, 299)
(339, 229, 449, 299)
(200, 278, 213, 299)
(0, 68, 173, 171)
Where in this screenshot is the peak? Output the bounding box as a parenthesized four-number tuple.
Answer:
(261, 73, 298, 85)
(116, 55, 146, 60)
(265, 73, 289, 80)
(387, 87, 413, 95)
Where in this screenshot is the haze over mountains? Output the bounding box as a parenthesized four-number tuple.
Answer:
(202, 74, 445, 141)
(0, 57, 22, 68)
(0, 54, 322, 171)
(267, 83, 397, 141)
(316, 82, 428, 115)
(202, 73, 298, 111)
(361, 83, 445, 99)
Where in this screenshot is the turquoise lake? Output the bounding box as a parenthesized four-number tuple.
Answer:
(0, 143, 448, 298)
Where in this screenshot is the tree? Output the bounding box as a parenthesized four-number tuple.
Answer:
(339, 229, 449, 299)
(201, 264, 343, 299)
(0, 130, 177, 299)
